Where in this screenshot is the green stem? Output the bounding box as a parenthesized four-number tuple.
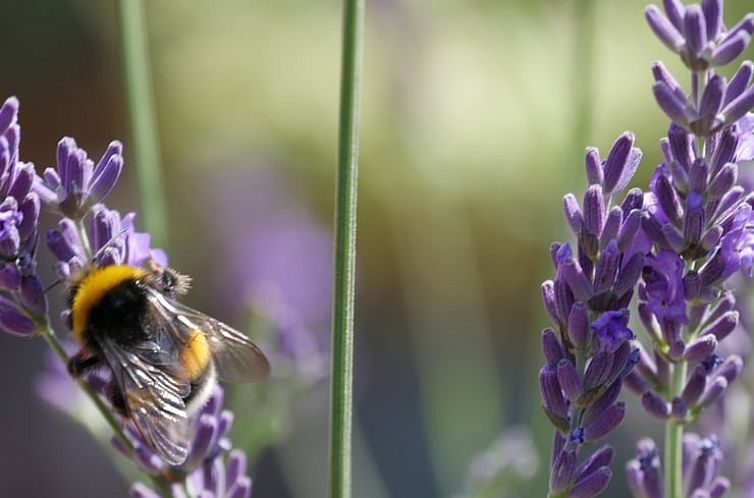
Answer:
(329, 0, 364, 496)
(76, 219, 92, 257)
(664, 361, 687, 498)
(116, 0, 169, 248)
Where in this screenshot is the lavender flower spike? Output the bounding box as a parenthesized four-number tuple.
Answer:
(0, 96, 47, 335)
(540, 133, 643, 498)
(34, 137, 123, 220)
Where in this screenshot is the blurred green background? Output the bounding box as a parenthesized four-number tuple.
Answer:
(0, 0, 752, 497)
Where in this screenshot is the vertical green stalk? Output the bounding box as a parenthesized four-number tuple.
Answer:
(329, 0, 364, 496)
(664, 361, 686, 498)
(116, 0, 169, 248)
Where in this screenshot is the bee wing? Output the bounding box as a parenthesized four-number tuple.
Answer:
(100, 336, 191, 465)
(147, 290, 270, 383)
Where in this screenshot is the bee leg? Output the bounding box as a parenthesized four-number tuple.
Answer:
(67, 350, 102, 377)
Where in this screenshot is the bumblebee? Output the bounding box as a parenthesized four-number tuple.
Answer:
(66, 263, 270, 465)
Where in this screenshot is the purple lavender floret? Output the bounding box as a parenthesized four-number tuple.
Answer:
(46, 205, 166, 280)
(626, 434, 731, 498)
(119, 385, 253, 498)
(540, 134, 643, 497)
(0, 96, 47, 335)
(33, 137, 123, 220)
(646, 0, 754, 70)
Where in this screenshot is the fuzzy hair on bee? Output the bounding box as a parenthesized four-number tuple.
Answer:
(66, 263, 270, 465)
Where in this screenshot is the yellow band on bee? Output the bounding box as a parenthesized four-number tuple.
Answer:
(180, 330, 211, 380)
(71, 265, 147, 342)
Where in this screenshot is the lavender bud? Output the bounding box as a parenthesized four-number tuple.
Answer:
(557, 359, 582, 402)
(702, 0, 722, 39)
(683, 366, 708, 406)
(687, 438, 718, 493)
(540, 366, 568, 419)
(639, 303, 663, 347)
(583, 185, 605, 236)
(584, 402, 625, 442)
(621, 188, 644, 215)
(695, 76, 725, 134)
(563, 194, 584, 234)
(563, 259, 594, 303)
(582, 381, 621, 427)
(655, 350, 671, 388)
(683, 271, 701, 299)
(19, 275, 47, 317)
(668, 123, 696, 169)
(684, 5, 708, 58)
(600, 208, 622, 247)
(669, 159, 691, 193)
(575, 446, 614, 482)
(603, 132, 636, 194)
(542, 281, 560, 326)
(653, 81, 691, 125)
(709, 293, 736, 323)
(88, 153, 123, 205)
(593, 241, 619, 295)
(569, 467, 611, 498)
(0, 299, 36, 336)
(700, 376, 728, 408)
(708, 163, 737, 200)
(613, 252, 643, 298)
(0, 263, 19, 291)
(568, 303, 589, 350)
(663, 0, 685, 30)
(724, 61, 753, 107)
(703, 311, 738, 341)
(617, 209, 642, 251)
(684, 335, 718, 363)
(550, 449, 577, 494)
(688, 159, 709, 192)
(555, 279, 575, 327)
(684, 191, 705, 244)
(700, 225, 722, 252)
(709, 477, 730, 498)
(716, 355, 743, 384)
(722, 85, 754, 125)
(542, 328, 564, 367)
(656, 174, 684, 223)
(646, 5, 685, 51)
(710, 30, 752, 66)
(583, 353, 613, 391)
(663, 223, 687, 252)
(642, 390, 671, 419)
(625, 461, 644, 498)
(17, 194, 40, 242)
(585, 147, 603, 185)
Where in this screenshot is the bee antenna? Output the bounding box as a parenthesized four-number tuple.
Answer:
(89, 227, 130, 265)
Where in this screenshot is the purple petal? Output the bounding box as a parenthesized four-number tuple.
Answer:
(653, 81, 691, 125)
(88, 154, 123, 204)
(602, 132, 635, 194)
(683, 5, 707, 57)
(710, 30, 751, 67)
(569, 466, 612, 498)
(646, 5, 685, 51)
(724, 61, 753, 106)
